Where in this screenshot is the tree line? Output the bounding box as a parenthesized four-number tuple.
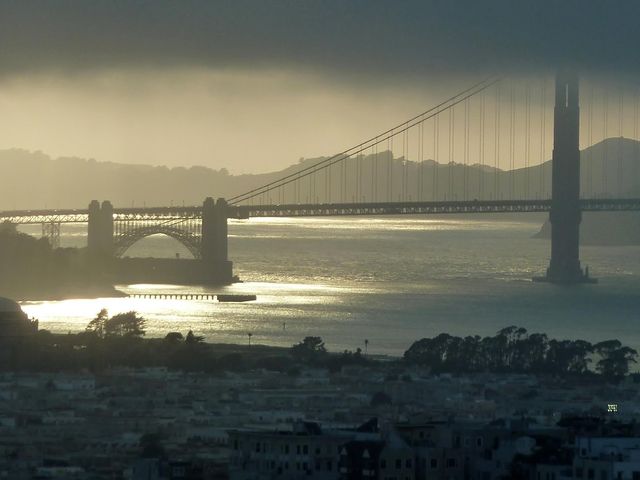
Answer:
(403, 326, 638, 380)
(5, 312, 637, 382)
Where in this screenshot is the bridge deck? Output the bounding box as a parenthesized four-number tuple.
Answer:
(1, 198, 639, 224)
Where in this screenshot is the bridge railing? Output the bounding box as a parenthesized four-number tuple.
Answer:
(2, 197, 640, 224)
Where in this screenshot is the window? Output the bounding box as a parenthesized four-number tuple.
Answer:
(297, 445, 301, 455)
(255, 442, 261, 453)
(476, 437, 483, 448)
(303, 445, 309, 455)
(381, 460, 387, 469)
(326, 461, 332, 471)
(430, 459, 438, 469)
(406, 459, 412, 468)
(284, 444, 290, 454)
(396, 459, 402, 469)
(447, 458, 456, 468)
(575, 467, 583, 478)
(588, 468, 594, 480)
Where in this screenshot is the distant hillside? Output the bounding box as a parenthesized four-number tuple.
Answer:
(0, 137, 639, 210)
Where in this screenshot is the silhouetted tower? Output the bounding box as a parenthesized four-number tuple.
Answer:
(87, 200, 114, 258)
(201, 197, 234, 282)
(542, 72, 594, 284)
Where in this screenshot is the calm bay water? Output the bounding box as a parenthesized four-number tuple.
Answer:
(19, 215, 640, 356)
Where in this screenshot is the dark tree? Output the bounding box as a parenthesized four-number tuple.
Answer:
(185, 330, 204, 344)
(403, 327, 605, 377)
(86, 309, 109, 338)
(104, 311, 146, 338)
(164, 332, 184, 344)
(292, 336, 327, 362)
(595, 340, 638, 380)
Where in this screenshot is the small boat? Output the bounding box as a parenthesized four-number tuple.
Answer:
(217, 294, 257, 302)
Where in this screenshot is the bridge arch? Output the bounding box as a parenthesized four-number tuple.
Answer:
(113, 225, 202, 259)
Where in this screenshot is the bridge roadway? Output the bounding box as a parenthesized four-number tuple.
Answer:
(1, 198, 640, 224)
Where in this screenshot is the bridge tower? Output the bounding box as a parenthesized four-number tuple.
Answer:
(201, 197, 234, 283)
(540, 72, 594, 284)
(87, 200, 114, 258)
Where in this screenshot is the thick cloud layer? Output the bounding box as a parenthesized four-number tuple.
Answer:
(1, 1, 638, 173)
(1, 1, 639, 79)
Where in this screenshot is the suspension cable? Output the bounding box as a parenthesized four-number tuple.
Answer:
(228, 77, 501, 204)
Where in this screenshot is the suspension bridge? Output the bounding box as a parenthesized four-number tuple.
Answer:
(2, 72, 639, 284)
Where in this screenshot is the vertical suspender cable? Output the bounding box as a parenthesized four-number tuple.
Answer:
(635, 86, 640, 195)
(525, 83, 531, 199)
(618, 90, 624, 196)
(509, 79, 515, 200)
(464, 97, 469, 200)
(374, 141, 378, 201)
(479, 91, 485, 200)
(408, 126, 412, 201)
(540, 79, 546, 199)
(584, 84, 593, 197)
(419, 121, 424, 201)
(324, 164, 329, 203)
(388, 137, 393, 201)
(603, 90, 609, 196)
(402, 128, 407, 201)
(370, 142, 375, 202)
(449, 106, 454, 200)
(495, 82, 501, 199)
(434, 116, 439, 200)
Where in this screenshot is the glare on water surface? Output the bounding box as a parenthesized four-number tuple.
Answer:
(18, 215, 640, 355)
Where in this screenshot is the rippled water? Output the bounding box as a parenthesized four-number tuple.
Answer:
(18, 214, 640, 355)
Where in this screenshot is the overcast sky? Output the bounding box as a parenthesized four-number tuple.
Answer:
(0, 1, 638, 173)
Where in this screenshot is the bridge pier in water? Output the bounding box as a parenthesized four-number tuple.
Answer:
(87, 197, 235, 285)
(201, 197, 234, 284)
(87, 200, 114, 258)
(537, 72, 595, 284)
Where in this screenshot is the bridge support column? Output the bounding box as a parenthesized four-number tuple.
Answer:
(201, 197, 234, 284)
(537, 72, 595, 284)
(87, 200, 114, 259)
